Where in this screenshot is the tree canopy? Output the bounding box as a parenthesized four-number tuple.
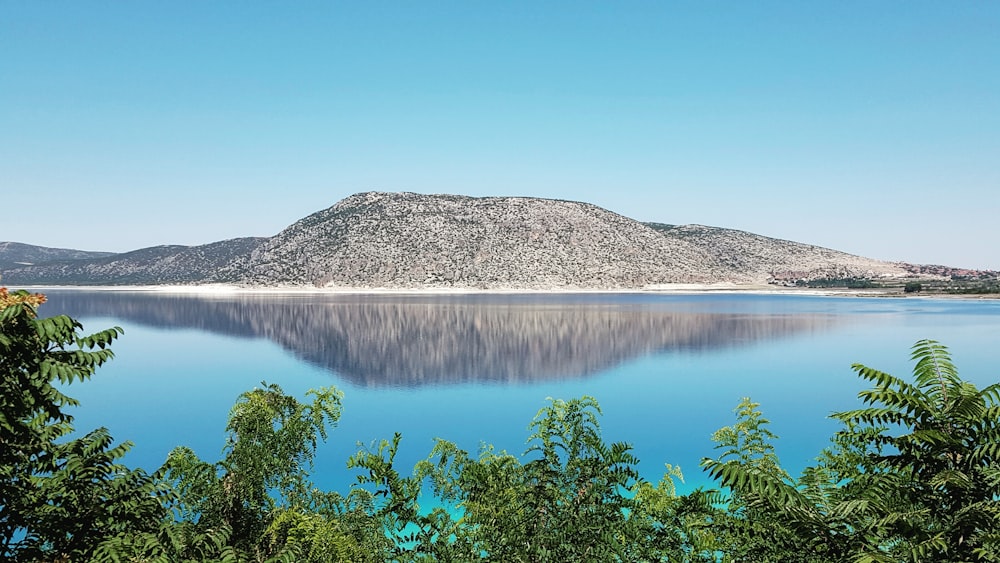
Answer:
(1, 288, 165, 561)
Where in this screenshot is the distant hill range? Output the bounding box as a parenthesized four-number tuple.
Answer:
(0, 192, 992, 290)
(0, 242, 117, 270)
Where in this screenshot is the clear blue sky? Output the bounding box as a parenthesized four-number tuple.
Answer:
(2, 2, 998, 269)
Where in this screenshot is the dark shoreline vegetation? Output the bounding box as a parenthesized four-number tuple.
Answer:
(3, 288, 1000, 562)
(797, 275, 1000, 295)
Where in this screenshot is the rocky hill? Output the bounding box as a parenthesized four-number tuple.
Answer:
(645, 223, 910, 283)
(1, 191, 916, 288)
(231, 192, 732, 288)
(0, 242, 116, 270)
(0, 238, 265, 285)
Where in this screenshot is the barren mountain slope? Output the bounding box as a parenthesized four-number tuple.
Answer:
(0, 238, 266, 285)
(647, 223, 911, 283)
(232, 192, 730, 288)
(0, 242, 116, 270)
(3, 192, 925, 288)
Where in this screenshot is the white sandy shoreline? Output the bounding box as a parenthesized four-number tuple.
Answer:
(12, 282, 928, 298)
(16, 283, 1000, 300)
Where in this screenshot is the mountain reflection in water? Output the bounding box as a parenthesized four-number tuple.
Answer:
(41, 291, 840, 388)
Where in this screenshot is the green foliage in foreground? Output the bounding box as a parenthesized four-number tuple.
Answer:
(3, 290, 1000, 561)
(1, 289, 166, 561)
(703, 340, 1000, 562)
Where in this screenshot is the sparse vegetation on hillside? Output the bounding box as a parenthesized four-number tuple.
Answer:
(797, 277, 877, 289)
(0, 192, 928, 288)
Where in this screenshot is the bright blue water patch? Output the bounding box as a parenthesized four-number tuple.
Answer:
(42, 291, 1000, 497)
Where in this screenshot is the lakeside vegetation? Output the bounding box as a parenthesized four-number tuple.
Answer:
(3, 288, 1000, 562)
(796, 275, 1000, 295)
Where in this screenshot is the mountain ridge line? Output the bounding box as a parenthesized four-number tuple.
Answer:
(0, 192, 987, 290)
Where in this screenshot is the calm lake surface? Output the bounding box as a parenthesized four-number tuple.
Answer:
(41, 290, 1000, 494)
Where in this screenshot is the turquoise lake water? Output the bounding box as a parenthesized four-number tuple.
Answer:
(41, 290, 1000, 495)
